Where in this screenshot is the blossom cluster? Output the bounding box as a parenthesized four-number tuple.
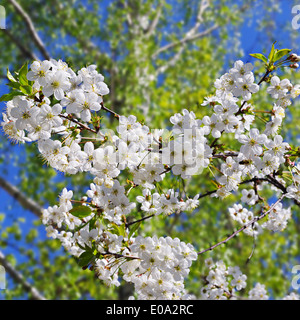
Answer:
(2, 54, 300, 300)
(2, 60, 108, 143)
(126, 235, 198, 300)
(200, 259, 248, 299)
(201, 60, 298, 200)
(201, 259, 299, 300)
(44, 187, 198, 299)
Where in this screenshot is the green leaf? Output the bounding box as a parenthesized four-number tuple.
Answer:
(0, 91, 25, 102)
(26, 229, 38, 243)
(110, 222, 126, 237)
(128, 221, 141, 240)
(19, 62, 29, 86)
(89, 216, 97, 231)
(268, 42, 276, 63)
(249, 53, 268, 64)
(77, 251, 95, 267)
(6, 82, 22, 90)
(7, 68, 17, 82)
(69, 205, 92, 218)
(20, 85, 33, 95)
(274, 49, 292, 62)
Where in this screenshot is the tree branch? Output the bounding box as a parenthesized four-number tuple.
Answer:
(125, 214, 155, 228)
(152, 23, 219, 59)
(0, 250, 46, 300)
(145, 0, 164, 37)
(100, 102, 120, 119)
(0, 176, 43, 218)
(59, 114, 97, 134)
(155, 45, 185, 75)
(152, 0, 215, 59)
(1, 29, 38, 60)
(198, 195, 285, 255)
(7, 0, 51, 60)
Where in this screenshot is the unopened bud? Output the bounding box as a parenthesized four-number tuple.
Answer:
(70, 128, 81, 138)
(289, 63, 299, 69)
(288, 53, 300, 62)
(285, 156, 295, 167)
(93, 177, 104, 186)
(104, 178, 114, 189)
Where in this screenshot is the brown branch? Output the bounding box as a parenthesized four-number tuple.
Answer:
(0, 250, 46, 300)
(198, 195, 285, 255)
(212, 152, 239, 159)
(125, 214, 155, 228)
(265, 174, 287, 193)
(100, 102, 120, 119)
(235, 70, 272, 116)
(59, 114, 97, 134)
(102, 251, 140, 260)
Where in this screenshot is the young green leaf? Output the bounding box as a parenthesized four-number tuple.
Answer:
(18, 62, 29, 86)
(7, 68, 17, 82)
(77, 251, 95, 267)
(274, 49, 292, 62)
(0, 91, 25, 102)
(249, 53, 268, 64)
(6, 82, 22, 90)
(128, 221, 141, 240)
(268, 42, 276, 63)
(20, 85, 33, 95)
(110, 222, 126, 237)
(69, 205, 92, 218)
(89, 216, 97, 231)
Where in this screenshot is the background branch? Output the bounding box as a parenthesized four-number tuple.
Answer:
(152, 0, 215, 59)
(0, 176, 43, 218)
(7, 0, 50, 60)
(1, 29, 38, 60)
(145, 0, 164, 37)
(0, 250, 46, 300)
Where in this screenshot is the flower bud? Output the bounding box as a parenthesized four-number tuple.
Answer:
(288, 53, 300, 62)
(104, 178, 114, 189)
(289, 63, 299, 69)
(93, 177, 104, 186)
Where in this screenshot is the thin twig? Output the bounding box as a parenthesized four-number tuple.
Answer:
(152, 0, 215, 59)
(125, 214, 155, 228)
(59, 114, 97, 134)
(153, 24, 219, 59)
(100, 102, 120, 119)
(198, 195, 285, 255)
